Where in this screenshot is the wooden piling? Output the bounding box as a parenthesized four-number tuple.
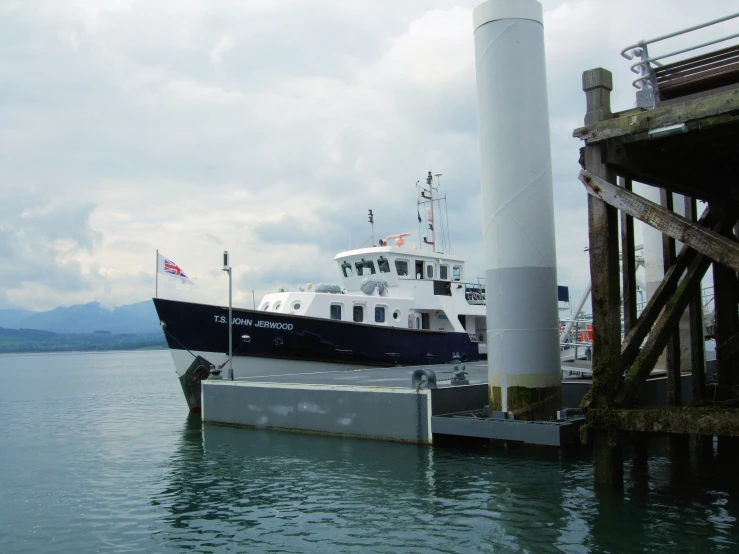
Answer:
(619, 177, 638, 333)
(660, 190, 682, 407)
(714, 214, 739, 386)
(581, 68, 624, 485)
(685, 197, 706, 402)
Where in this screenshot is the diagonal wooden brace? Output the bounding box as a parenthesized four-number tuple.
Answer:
(614, 252, 712, 407)
(579, 170, 739, 272)
(620, 206, 716, 370)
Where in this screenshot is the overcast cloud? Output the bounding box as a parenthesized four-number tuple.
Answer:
(1, 0, 737, 311)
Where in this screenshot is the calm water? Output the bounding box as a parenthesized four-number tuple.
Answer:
(0, 351, 738, 553)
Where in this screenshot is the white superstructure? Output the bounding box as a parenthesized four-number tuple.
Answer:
(257, 241, 488, 351)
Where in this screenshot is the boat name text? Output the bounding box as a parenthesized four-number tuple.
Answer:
(214, 315, 294, 330)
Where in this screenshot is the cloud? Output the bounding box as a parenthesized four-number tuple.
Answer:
(209, 34, 236, 65)
(1, 0, 736, 311)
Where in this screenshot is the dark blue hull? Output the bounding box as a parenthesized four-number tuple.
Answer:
(153, 298, 479, 369)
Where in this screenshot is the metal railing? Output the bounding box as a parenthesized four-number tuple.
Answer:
(621, 12, 739, 108)
(559, 318, 593, 363)
(463, 283, 486, 305)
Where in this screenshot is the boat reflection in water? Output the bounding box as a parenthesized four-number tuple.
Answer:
(151, 418, 738, 552)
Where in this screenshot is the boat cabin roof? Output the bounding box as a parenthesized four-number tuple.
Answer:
(333, 245, 464, 265)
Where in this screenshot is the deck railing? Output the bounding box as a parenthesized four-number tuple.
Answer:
(622, 12, 739, 108)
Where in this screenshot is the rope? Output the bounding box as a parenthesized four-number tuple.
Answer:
(161, 322, 248, 370)
(161, 324, 197, 360)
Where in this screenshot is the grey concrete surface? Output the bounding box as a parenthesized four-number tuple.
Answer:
(202, 381, 432, 444)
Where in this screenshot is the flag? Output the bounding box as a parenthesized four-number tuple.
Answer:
(157, 252, 195, 285)
(417, 208, 422, 223)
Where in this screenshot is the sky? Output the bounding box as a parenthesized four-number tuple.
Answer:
(2, 0, 737, 312)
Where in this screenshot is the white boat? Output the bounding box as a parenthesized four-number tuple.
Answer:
(155, 174, 488, 410)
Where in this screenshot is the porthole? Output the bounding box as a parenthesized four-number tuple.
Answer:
(392, 310, 401, 321)
(273, 301, 282, 311)
(293, 302, 302, 311)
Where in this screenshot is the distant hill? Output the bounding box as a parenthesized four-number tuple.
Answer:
(0, 309, 35, 329)
(0, 300, 160, 334)
(0, 327, 165, 353)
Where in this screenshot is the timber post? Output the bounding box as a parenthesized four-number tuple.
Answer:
(619, 177, 637, 333)
(660, 190, 681, 407)
(685, 196, 706, 403)
(713, 208, 739, 388)
(581, 68, 623, 485)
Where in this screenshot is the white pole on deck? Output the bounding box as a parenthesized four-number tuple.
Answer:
(155, 249, 159, 298)
(223, 251, 233, 381)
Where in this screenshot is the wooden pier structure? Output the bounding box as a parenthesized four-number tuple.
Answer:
(573, 46, 739, 484)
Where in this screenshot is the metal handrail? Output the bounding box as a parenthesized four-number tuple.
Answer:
(622, 12, 739, 60)
(622, 11, 739, 101)
(629, 31, 739, 72)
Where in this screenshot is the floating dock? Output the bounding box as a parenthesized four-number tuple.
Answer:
(201, 362, 689, 446)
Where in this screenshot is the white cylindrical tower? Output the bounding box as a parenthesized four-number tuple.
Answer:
(473, 0, 561, 420)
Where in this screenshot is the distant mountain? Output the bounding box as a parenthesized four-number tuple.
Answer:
(0, 327, 165, 353)
(0, 300, 160, 335)
(0, 309, 35, 329)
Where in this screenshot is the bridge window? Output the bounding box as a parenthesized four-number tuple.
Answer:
(452, 266, 462, 281)
(440, 265, 449, 280)
(395, 260, 409, 276)
(375, 306, 386, 323)
(353, 305, 364, 322)
(425, 263, 434, 279)
(341, 261, 353, 278)
(378, 256, 390, 273)
(330, 304, 342, 320)
(355, 259, 376, 276)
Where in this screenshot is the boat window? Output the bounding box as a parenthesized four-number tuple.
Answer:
(440, 265, 449, 280)
(341, 261, 353, 278)
(452, 266, 462, 281)
(355, 259, 376, 276)
(425, 263, 434, 279)
(353, 305, 364, 323)
(415, 260, 424, 279)
(261, 303, 270, 311)
(273, 301, 281, 311)
(330, 304, 342, 320)
(392, 309, 400, 321)
(292, 302, 302, 311)
(378, 256, 390, 273)
(395, 260, 409, 276)
(375, 306, 386, 323)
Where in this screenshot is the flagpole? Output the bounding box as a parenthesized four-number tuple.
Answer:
(155, 249, 158, 298)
